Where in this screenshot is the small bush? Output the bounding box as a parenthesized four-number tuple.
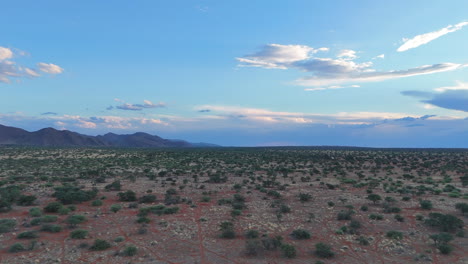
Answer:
(0, 219, 16, 233)
(29, 207, 42, 217)
(420, 200, 433, 210)
(281, 243, 296, 258)
(291, 229, 311, 239)
(139, 194, 157, 204)
(42, 215, 58, 223)
(17, 231, 39, 239)
(369, 214, 383, 220)
(386, 230, 403, 240)
(245, 229, 259, 239)
(118, 190, 137, 202)
(245, 240, 262, 256)
(44, 201, 63, 213)
(41, 224, 62, 233)
(110, 204, 122, 213)
(90, 239, 111, 251)
(337, 210, 354, 220)
(315, 242, 335, 258)
(9, 243, 25, 253)
(17, 195, 37, 206)
(66, 215, 87, 227)
(70, 229, 88, 239)
(122, 245, 138, 256)
(91, 200, 103, 206)
(438, 243, 453, 255)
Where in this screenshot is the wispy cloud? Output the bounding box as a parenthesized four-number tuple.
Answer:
(115, 100, 166, 111)
(237, 44, 465, 88)
(0, 46, 64, 83)
(41, 112, 58, 116)
(397, 22, 468, 52)
(37, 63, 64, 74)
(402, 81, 468, 112)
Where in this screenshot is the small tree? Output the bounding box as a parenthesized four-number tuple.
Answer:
(367, 194, 381, 204)
(429, 233, 453, 246)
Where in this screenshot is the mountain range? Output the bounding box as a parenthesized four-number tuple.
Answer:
(0, 124, 218, 148)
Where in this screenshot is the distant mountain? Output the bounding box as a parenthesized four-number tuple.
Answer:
(0, 124, 219, 148)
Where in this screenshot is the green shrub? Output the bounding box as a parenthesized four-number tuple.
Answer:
(438, 243, 453, 254)
(386, 230, 403, 240)
(0, 219, 16, 233)
(369, 214, 383, 220)
(315, 242, 334, 258)
(44, 201, 63, 213)
(66, 215, 87, 227)
(17, 195, 37, 206)
(420, 200, 433, 210)
(90, 239, 111, 251)
(245, 229, 259, 239)
(122, 245, 138, 256)
(42, 215, 58, 222)
(91, 200, 103, 206)
(29, 207, 42, 217)
(58, 207, 70, 215)
(53, 185, 98, 204)
(245, 240, 262, 256)
(30, 218, 42, 226)
(291, 229, 311, 239)
(110, 204, 122, 213)
(337, 210, 354, 220)
(41, 224, 62, 233)
(70, 229, 88, 239)
(425, 213, 464, 232)
(280, 243, 296, 258)
(118, 190, 137, 202)
(17, 231, 39, 239)
(137, 216, 151, 223)
(9, 243, 25, 253)
(139, 194, 157, 204)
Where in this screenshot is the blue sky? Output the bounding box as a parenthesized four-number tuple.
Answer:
(1, 0, 468, 147)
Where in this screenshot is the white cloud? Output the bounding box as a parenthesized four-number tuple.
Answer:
(337, 49, 357, 60)
(374, 54, 385, 59)
(0, 47, 63, 83)
(238, 44, 466, 88)
(433, 81, 468, 92)
(397, 22, 468, 52)
(236, 44, 328, 69)
(37, 62, 64, 74)
(296, 63, 466, 87)
(0, 47, 13, 60)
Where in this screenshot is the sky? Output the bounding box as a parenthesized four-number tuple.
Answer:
(1, 0, 468, 147)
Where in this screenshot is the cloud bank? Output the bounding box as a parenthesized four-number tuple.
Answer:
(402, 81, 468, 112)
